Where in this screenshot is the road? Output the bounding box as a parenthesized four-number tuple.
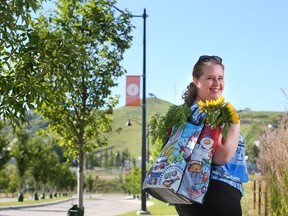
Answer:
(0, 194, 153, 216)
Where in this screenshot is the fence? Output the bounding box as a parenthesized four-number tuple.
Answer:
(253, 180, 268, 216)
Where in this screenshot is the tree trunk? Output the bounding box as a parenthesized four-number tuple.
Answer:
(77, 148, 84, 210)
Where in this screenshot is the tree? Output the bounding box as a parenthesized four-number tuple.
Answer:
(22, 0, 134, 210)
(0, 0, 47, 128)
(28, 137, 60, 190)
(11, 129, 32, 191)
(0, 122, 10, 170)
(0, 169, 9, 196)
(123, 166, 141, 197)
(0, 166, 19, 197)
(49, 162, 77, 192)
(85, 174, 94, 193)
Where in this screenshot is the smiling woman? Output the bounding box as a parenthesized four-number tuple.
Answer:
(154, 55, 248, 216)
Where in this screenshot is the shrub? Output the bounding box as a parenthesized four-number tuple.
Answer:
(257, 113, 288, 215)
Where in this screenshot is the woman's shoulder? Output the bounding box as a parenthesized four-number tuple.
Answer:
(189, 103, 206, 125)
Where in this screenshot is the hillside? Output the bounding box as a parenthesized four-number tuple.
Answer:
(107, 98, 284, 160)
(6, 97, 284, 162)
(107, 97, 172, 158)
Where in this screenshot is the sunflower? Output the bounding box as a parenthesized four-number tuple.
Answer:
(198, 96, 239, 137)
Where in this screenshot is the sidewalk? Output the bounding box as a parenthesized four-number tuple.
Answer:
(0, 194, 156, 216)
(0, 196, 75, 210)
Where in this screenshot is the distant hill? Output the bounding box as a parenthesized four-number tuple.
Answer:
(5, 97, 284, 162)
(107, 98, 284, 160)
(107, 97, 172, 158)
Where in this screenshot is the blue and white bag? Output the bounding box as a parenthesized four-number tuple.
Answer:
(143, 122, 221, 204)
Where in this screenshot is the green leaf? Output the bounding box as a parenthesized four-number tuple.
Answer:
(221, 124, 229, 138)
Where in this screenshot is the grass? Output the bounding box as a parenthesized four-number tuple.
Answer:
(0, 196, 72, 207)
(0, 177, 268, 216)
(118, 178, 266, 216)
(108, 98, 171, 157)
(118, 199, 178, 216)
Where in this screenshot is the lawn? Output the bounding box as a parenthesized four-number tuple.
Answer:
(119, 179, 266, 216)
(0, 196, 72, 207)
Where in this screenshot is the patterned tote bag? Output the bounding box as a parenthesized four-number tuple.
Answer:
(143, 122, 221, 204)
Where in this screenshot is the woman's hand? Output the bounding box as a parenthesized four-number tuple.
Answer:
(212, 120, 240, 165)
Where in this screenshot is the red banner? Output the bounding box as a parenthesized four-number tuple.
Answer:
(126, 75, 140, 106)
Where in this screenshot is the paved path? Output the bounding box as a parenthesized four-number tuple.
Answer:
(0, 194, 153, 216)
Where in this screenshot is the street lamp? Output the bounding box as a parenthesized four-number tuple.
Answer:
(126, 119, 150, 164)
(115, 6, 149, 214)
(125, 117, 150, 214)
(139, 9, 149, 215)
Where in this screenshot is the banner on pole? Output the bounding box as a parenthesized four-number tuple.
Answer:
(126, 75, 140, 106)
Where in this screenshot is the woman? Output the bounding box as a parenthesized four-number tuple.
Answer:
(175, 55, 248, 216)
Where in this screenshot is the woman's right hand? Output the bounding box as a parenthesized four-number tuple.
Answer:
(212, 120, 240, 165)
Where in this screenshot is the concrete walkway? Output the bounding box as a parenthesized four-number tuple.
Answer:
(0, 194, 154, 216)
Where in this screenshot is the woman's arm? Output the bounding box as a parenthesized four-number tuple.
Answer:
(212, 120, 240, 165)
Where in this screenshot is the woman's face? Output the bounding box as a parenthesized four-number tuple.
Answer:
(193, 64, 224, 101)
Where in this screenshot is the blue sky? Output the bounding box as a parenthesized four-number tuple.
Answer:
(42, 0, 287, 112)
(112, 0, 288, 112)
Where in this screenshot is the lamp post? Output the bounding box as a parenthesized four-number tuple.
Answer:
(126, 119, 150, 165)
(126, 118, 150, 214)
(128, 8, 149, 215)
(140, 9, 149, 215)
(115, 6, 149, 214)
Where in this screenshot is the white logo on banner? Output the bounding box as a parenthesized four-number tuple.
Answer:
(127, 83, 139, 96)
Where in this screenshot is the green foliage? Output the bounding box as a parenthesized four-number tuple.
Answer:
(0, 122, 10, 170)
(28, 137, 56, 184)
(4, 98, 283, 166)
(123, 166, 141, 195)
(0, 169, 9, 192)
(149, 105, 192, 147)
(198, 97, 239, 137)
(147, 104, 192, 161)
(21, 0, 134, 208)
(239, 111, 283, 163)
(267, 175, 288, 216)
(1, 1, 133, 208)
(108, 98, 171, 159)
(239, 111, 283, 127)
(11, 130, 32, 189)
(27, 0, 134, 160)
(241, 123, 262, 163)
(50, 163, 77, 191)
(5, 128, 76, 193)
(0, 0, 45, 129)
(2, 166, 19, 194)
(85, 175, 94, 193)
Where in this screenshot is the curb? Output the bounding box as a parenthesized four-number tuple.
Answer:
(0, 198, 75, 211)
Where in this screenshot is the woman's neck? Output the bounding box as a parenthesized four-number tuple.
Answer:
(195, 95, 206, 103)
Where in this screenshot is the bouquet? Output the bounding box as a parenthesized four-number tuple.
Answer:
(149, 105, 192, 146)
(198, 96, 239, 137)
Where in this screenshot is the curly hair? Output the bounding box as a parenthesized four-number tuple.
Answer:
(182, 57, 224, 107)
